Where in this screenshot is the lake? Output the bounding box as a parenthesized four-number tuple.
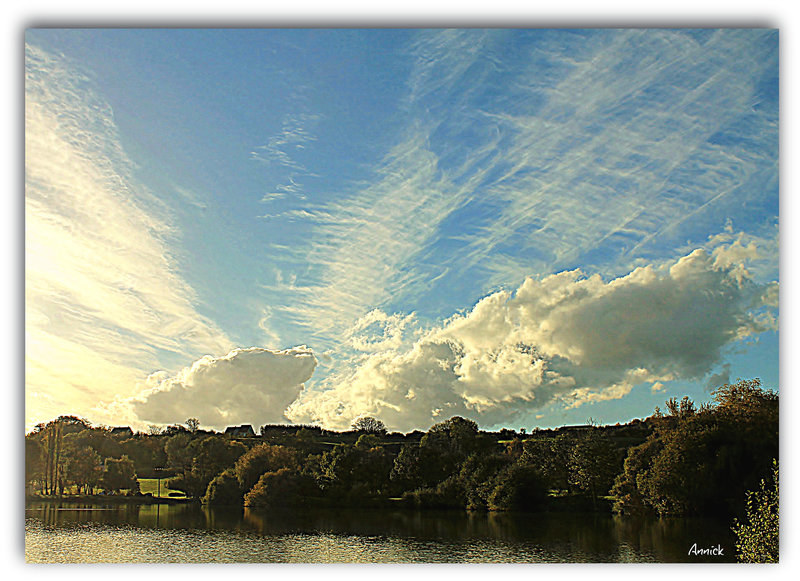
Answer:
(24, 500, 737, 563)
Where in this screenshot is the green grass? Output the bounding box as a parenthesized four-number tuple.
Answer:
(138, 478, 187, 498)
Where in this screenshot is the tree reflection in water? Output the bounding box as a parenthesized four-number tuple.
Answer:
(26, 500, 736, 563)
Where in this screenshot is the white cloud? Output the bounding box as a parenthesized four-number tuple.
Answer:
(288, 238, 776, 431)
(268, 30, 776, 360)
(130, 347, 317, 429)
(25, 43, 232, 429)
(401, 29, 778, 290)
(251, 113, 320, 172)
(273, 129, 467, 342)
(256, 306, 283, 349)
(346, 309, 418, 352)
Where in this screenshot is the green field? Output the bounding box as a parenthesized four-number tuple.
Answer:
(138, 478, 187, 498)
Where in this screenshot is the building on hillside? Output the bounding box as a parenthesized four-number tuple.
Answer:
(224, 424, 255, 438)
(556, 424, 593, 432)
(109, 426, 134, 438)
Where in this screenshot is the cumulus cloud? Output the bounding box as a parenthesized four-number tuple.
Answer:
(132, 347, 317, 429)
(346, 309, 418, 352)
(287, 240, 777, 431)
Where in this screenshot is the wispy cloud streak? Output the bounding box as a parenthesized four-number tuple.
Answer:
(256, 29, 777, 359)
(450, 29, 777, 284)
(270, 128, 465, 343)
(25, 43, 232, 427)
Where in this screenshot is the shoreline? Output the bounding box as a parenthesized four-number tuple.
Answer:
(26, 494, 197, 506)
(26, 493, 613, 513)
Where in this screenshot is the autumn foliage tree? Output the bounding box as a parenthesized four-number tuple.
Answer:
(234, 443, 298, 494)
(204, 468, 244, 506)
(243, 468, 319, 509)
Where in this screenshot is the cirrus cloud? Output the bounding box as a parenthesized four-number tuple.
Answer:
(24, 42, 233, 428)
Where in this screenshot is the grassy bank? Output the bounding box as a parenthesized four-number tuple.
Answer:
(138, 478, 187, 499)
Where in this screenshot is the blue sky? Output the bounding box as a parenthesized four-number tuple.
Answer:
(25, 28, 779, 432)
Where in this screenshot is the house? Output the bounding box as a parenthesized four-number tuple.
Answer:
(109, 426, 134, 438)
(556, 424, 593, 432)
(224, 424, 255, 438)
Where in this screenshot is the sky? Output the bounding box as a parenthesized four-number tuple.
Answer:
(24, 28, 779, 434)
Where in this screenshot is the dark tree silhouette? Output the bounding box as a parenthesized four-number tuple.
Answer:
(351, 416, 387, 434)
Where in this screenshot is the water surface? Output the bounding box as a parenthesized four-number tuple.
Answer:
(25, 501, 736, 563)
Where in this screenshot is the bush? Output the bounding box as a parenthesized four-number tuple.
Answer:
(733, 460, 779, 563)
(401, 478, 465, 509)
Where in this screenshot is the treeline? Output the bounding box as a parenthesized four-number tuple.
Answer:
(26, 379, 777, 523)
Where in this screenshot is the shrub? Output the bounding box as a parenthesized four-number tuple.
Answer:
(733, 460, 779, 563)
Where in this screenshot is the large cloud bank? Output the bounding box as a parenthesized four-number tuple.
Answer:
(287, 242, 777, 432)
(132, 347, 317, 428)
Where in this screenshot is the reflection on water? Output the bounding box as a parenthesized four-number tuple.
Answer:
(25, 501, 736, 563)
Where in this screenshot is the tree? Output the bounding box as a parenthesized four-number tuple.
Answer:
(34, 419, 66, 495)
(663, 395, 696, 418)
(611, 436, 662, 516)
(487, 464, 548, 511)
(424, 416, 480, 455)
(613, 380, 778, 517)
(164, 432, 193, 470)
(391, 442, 452, 491)
(351, 416, 387, 434)
(390, 417, 487, 493)
(119, 435, 166, 477)
(186, 418, 200, 433)
(64, 415, 92, 430)
(457, 452, 512, 510)
(243, 468, 319, 509)
(187, 437, 247, 497)
(194, 437, 247, 480)
(101, 456, 138, 494)
(314, 441, 392, 497)
(62, 437, 101, 494)
(733, 459, 779, 563)
(79, 427, 123, 460)
(234, 444, 298, 493)
(520, 435, 572, 492)
(166, 436, 247, 498)
(25, 437, 45, 493)
(204, 468, 243, 506)
(164, 424, 189, 436)
(567, 430, 622, 504)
